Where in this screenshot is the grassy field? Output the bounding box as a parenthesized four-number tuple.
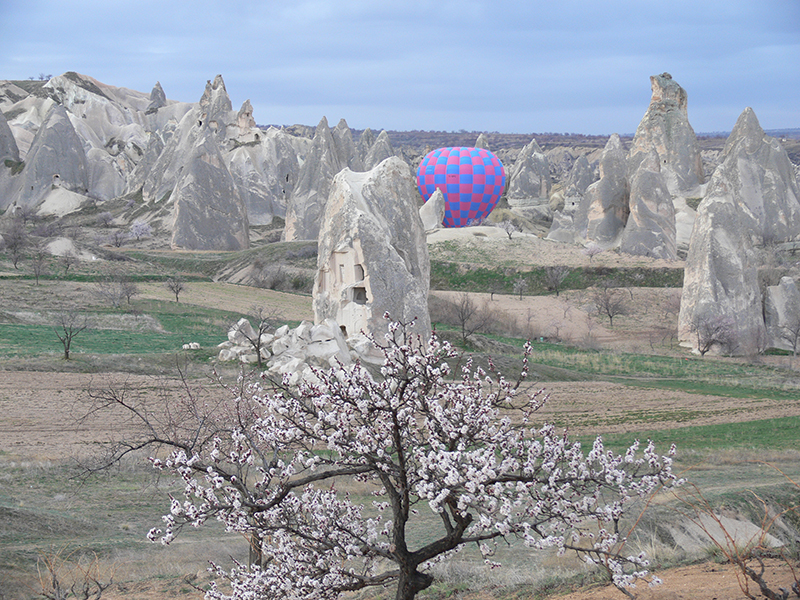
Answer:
(2, 243, 800, 600)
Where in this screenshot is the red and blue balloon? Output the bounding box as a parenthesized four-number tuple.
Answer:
(416, 146, 506, 228)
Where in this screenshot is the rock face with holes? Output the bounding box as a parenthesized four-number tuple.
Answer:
(620, 149, 677, 259)
(627, 72, 704, 195)
(313, 156, 430, 348)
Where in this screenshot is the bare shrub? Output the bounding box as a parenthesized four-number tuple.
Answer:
(592, 285, 629, 327)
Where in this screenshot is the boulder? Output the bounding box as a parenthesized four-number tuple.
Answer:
(627, 73, 704, 195)
(764, 277, 800, 351)
(170, 128, 249, 250)
(284, 116, 345, 241)
(709, 107, 800, 244)
(582, 134, 629, 247)
(620, 149, 677, 259)
(228, 317, 257, 345)
(678, 186, 766, 355)
(419, 187, 446, 231)
(313, 156, 431, 343)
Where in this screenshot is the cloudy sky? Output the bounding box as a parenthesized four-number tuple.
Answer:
(1, 0, 797, 135)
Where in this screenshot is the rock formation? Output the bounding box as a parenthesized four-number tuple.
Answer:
(546, 155, 596, 243)
(13, 103, 89, 208)
(678, 185, 766, 355)
(146, 82, 167, 113)
(709, 107, 800, 244)
(356, 128, 376, 164)
(333, 118, 363, 171)
(627, 73, 704, 195)
(419, 187, 446, 231)
(620, 149, 677, 259)
(284, 117, 345, 241)
(0, 110, 19, 163)
(170, 128, 249, 250)
(764, 276, 800, 352)
(313, 156, 431, 346)
(507, 137, 550, 202)
(474, 133, 490, 149)
(363, 130, 394, 170)
(582, 134, 630, 247)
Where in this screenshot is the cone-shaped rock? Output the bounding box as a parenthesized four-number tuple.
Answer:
(284, 116, 344, 241)
(0, 110, 19, 163)
(764, 276, 800, 351)
(620, 149, 677, 259)
(508, 137, 550, 201)
(313, 156, 430, 343)
(628, 73, 704, 195)
(583, 134, 629, 247)
(363, 130, 394, 170)
(710, 107, 800, 244)
(146, 81, 167, 114)
(171, 128, 249, 250)
(15, 103, 89, 208)
(678, 187, 766, 355)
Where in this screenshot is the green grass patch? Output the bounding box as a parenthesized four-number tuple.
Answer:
(585, 415, 800, 454)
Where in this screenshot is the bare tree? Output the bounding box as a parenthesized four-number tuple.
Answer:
(165, 276, 185, 302)
(97, 276, 139, 308)
(591, 285, 629, 327)
(453, 292, 494, 344)
(31, 242, 48, 285)
(53, 310, 91, 359)
(96, 211, 114, 228)
(512, 276, 529, 300)
(61, 250, 79, 275)
(107, 230, 127, 248)
(2, 218, 28, 269)
(230, 305, 283, 368)
(582, 243, 603, 263)
(498, 219, 517, 239)
(37, 546, 113, 600)
(691, 314, 737, 357)
(544, 265, 570, 297)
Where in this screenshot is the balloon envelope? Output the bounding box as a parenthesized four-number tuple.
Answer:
(416, 146, 506, 228)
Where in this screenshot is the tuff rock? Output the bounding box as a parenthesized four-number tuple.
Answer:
(313, 156, 431, 348)
(627, 73, 704, 195)
(708, 107, 800, 244)
(582, 134, 630, 247)
(764, 277, 800, 352)
(170, 128, 249, 250)
(419, 187, 446, 231)
(620, 149, 677, 259)
(678, 185, 766, 355)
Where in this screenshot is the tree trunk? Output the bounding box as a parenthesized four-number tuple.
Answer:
(395, 569, 433, 600)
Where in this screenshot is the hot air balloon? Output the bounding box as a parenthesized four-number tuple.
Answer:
(416, 146, 506, 228)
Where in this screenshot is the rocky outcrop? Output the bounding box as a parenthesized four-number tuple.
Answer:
(627, 73, 704, 195)
(333, 118, 363, 171)
(546, 155, 596, 243)
(356, 128, 376, 165)
(284, 117, 345, 241)
(146, 82, 167, 113)
(474, 133, 490, 149)
(363, 130, 394, 170)
(170, 128, 249, 250)
(583, 134, 630, 247)
(620, 149, 677, 259)
(709, 107, 800, 244)
(314, 156, 430, 346)
(419, 187, 446, 231)
(13, 103, 89, 208)
(764, 277, 800, 351)
(198, 75, 234, 143)
(678, 185, 766, 355)
(507, 137, 550, 202)
(0, 110, 19, 163)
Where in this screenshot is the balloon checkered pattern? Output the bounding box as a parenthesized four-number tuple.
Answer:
(416, 146, 506, 228)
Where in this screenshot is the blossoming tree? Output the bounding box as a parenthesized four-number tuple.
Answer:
(90, 318, 678, 600)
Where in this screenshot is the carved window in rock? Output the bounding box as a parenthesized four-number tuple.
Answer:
(352, 287, 368, 305)
(354, 264, 365, 282)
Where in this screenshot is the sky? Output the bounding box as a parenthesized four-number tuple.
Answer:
(1, 0, 798, 135)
